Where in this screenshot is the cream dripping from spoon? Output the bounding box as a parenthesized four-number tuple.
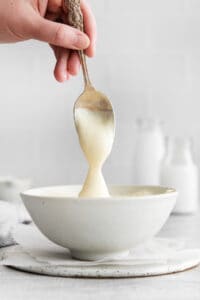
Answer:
(75, 103, 114, 197)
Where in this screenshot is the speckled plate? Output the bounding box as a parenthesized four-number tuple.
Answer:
(6, 248, 200, 278)
(2, 224, 200, 278)
(9, 260, 200, 278)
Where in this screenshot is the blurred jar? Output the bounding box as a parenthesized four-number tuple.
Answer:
(134, 119, 165, 185)
(160, 137, 199, 214)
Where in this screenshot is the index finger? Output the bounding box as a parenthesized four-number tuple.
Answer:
(81, 0, 97, 57)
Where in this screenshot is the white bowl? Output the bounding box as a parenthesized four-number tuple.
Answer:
(21, 185, 177, 260)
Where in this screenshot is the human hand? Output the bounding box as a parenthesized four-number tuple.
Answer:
(0, 0, 96, 81)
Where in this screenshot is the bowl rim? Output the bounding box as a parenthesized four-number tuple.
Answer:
(21, 185, 177, 201)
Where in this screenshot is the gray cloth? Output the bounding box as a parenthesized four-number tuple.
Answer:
(0, 232, 16, 247)
(0, 201, 18, 248)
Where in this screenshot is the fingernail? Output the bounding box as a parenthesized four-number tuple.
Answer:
(67, 73, 70, 80)
(74, 33, 90, 49)
(90, 44, 96, 57)
(57, 72, 67, 82)
(62, 73, 67, 81)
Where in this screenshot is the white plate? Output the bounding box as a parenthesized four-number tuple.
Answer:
(1, 224, 200, 278)
(8, 252, 200, 278)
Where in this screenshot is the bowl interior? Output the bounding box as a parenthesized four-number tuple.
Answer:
(22, 185, 176, 199)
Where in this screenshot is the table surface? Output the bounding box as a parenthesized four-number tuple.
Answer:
(1, 214, 200, 300)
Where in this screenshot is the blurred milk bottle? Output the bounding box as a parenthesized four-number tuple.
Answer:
(160, 137, 199, 214)
(134, 119, 165, 185)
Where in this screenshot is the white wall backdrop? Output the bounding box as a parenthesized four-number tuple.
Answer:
(0, 0, 200, 186)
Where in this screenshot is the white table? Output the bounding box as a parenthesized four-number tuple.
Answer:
(1, 214, 200, 300)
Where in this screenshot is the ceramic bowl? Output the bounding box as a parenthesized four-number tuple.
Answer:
(21, 185, 177, 260)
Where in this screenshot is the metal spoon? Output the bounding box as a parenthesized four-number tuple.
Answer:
(63, 0, 115, 197)
(63, 0, 115, 122)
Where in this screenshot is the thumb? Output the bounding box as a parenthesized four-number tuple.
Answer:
(32, 16, 90, 50)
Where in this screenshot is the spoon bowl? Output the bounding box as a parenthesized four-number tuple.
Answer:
(74, 86, 114, 111)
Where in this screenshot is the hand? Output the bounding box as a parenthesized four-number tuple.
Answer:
(0, 0, 96, 82)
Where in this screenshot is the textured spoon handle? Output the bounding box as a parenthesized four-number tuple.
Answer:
(63, 0, 92, 88)
(63, 0, 83, 31)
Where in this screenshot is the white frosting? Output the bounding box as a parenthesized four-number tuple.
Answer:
(75, 108, 114, 197)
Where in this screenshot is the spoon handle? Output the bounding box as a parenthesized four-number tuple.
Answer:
(63, 0, 92, 89)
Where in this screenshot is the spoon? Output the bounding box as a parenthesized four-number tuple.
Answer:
(63, 0, 115, 197)
(63, 0, 114, 115)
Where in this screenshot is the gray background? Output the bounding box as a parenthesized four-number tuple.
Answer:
(0, 0, 199, 186)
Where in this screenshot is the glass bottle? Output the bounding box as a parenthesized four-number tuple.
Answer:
(134, 119, 165, 185)
(160, 137, 199, 214)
